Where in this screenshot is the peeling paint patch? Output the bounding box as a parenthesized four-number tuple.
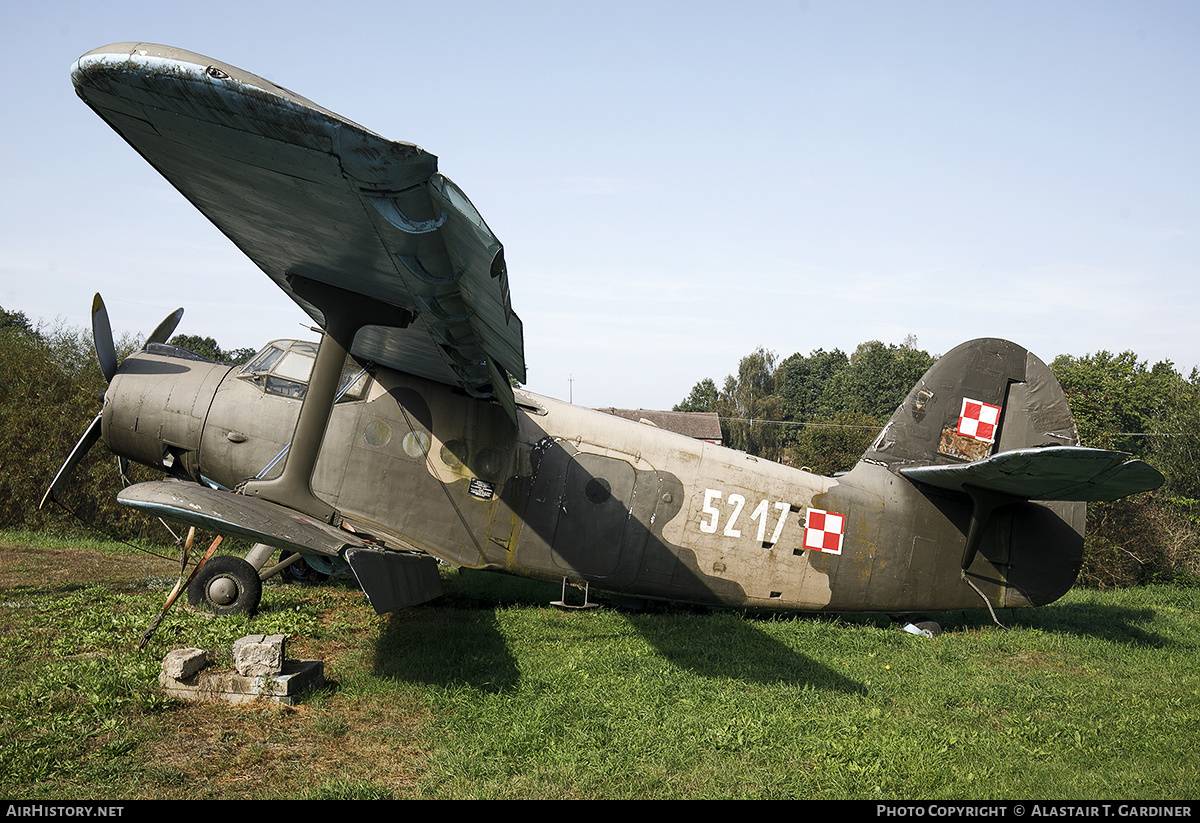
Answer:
(936, 398, 1002, 461)
(937, 427, 992, 462)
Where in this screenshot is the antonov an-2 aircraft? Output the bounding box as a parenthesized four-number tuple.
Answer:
(45, 43, 1163, 626)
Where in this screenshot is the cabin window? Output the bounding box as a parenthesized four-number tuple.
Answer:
(338, 363, 369, 401)
(240, 340, 370, 402)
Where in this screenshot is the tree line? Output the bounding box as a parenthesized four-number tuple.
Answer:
(674, 337, 936, 474)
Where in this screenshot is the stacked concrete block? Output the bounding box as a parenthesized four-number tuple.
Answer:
(159, 635, 324, 705)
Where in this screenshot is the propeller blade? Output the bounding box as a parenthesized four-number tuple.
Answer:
(40, 412, 103, 509)
(91, 293, 118, 383)
(147, 308, 185, 346)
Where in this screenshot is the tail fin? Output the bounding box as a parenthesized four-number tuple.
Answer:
(862, 337, 1162, 499)
(860, 338, 1163, 574)
(861, 338, 1080, 470)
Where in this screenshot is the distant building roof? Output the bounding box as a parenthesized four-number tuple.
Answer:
(593, 408, 723, 445)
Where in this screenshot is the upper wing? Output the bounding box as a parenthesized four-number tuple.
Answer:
(72, 43, 525, 417)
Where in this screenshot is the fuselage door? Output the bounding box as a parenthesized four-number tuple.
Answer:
(519, 444, 647, 580)
(550, 452, 637, 578)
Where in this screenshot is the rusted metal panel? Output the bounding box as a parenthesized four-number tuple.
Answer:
(937, 426, 993, 462)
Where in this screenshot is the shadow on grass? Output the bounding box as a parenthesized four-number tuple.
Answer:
(997, 601, 1173, 647)
(909, 599, 1176, 648)
(369, 569, 866, 695)
(624, 610, 867, 693)
(0, 582, 95, 599)
(371, 607, 523, 693)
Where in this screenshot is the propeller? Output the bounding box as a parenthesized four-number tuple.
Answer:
(39, 294, 183, 509)
(91, 293, 118, 383)
(147, 303, 185, 347)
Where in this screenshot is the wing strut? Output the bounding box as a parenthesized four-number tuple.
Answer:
(243, 274, 414, 522)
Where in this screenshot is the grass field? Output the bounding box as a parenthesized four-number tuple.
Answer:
(1, 530, 1197, 800)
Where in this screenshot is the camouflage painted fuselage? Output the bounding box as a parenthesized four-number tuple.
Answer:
(105, 337, 1085, 614)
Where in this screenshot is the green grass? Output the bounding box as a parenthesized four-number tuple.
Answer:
(0, 529, 1197, 799)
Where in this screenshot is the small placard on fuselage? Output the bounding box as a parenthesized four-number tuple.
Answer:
(468, 479, 495, 500)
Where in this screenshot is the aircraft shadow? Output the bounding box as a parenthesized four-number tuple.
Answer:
(904, 601, 1176, 648)
(992, 602, 1174, 647)
(370, 606, 523, 693)
(622, 610, 867, 692)
(368, 573, 865, 695)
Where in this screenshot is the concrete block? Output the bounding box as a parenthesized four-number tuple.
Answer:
(161, 648, 209, 680)
(232, 634, 286, 677)
(159, 636, 324, 705)
(159, 659, 325, 706)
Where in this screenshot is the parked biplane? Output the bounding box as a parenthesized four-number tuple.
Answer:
(44, 43, 1163, 626)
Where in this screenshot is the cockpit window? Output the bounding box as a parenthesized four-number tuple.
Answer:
(242, 344, 284, 375)
(240, 340, 370, 402)
(272, 346, 317, 383)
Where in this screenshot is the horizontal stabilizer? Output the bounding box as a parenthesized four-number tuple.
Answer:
(117, 481, 370, 557)
(899, 446, 1164, 502)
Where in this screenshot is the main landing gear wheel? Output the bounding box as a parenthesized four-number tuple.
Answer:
(188, 555, 262, 615)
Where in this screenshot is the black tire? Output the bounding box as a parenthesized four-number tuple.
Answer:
(188, 555, 262, 615)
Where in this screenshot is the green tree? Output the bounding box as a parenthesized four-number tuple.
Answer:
(787, 411, 881, 476)
(226, 347, 258, 365)
(716, 347, 783, 460)
(673, 377, 719, 413)
(1, 306, 33, 335)
(776, 348, 848, 431)
(1050, 351, 1182, 457)
(1049, 350, 1199, 586)
(168, 334, 255, 365)
(0, 306, 229, 538)
(816, 340, 934, 421)
(1147, 368, 1200, 501)
(0, 317, 113, 531)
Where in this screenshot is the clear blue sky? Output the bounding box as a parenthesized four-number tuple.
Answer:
(3, 1, 1198, 409)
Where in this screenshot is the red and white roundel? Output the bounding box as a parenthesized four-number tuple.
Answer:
(956, 398, 1002, 443)
(804, 508, 845, 555)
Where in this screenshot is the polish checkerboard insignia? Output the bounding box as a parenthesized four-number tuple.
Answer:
(956, 398, 1001, 443)
(804, 508, 845, 555)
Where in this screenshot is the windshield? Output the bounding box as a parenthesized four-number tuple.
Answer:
(240, 340, 370, 402)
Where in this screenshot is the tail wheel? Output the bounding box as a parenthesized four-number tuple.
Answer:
(913, 620, 942, 637)
(188, 555, 262, 615)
